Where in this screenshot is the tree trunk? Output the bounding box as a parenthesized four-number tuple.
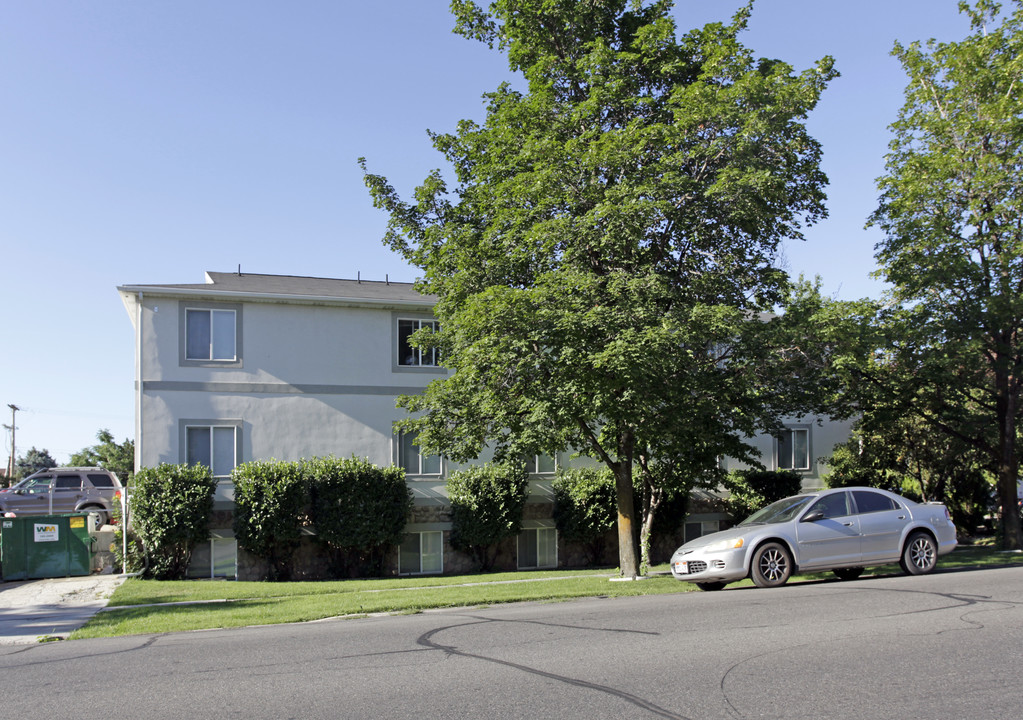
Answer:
(613, 465, 640, 578)
(994, 364, 1022, 550)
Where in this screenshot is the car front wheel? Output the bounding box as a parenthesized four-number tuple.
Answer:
(751, 542, 792, 588)
(900, 532, 937, 575)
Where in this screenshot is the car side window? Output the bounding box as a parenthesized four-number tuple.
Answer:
(807, 492, 851, 519)
(87, 474, 116, 488)
(23, 477, 52, 494)
(852, 490, 898, 514)
(54, 475, 83, 491)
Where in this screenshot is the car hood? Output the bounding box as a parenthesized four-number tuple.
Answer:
(676, 526, 752, 552)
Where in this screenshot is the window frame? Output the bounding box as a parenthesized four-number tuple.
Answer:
(179, 302, 243, 367)
(777, 426, 811, 472)
(523, 454, 558, 475)
(393, 313, 443, 372)
(517, 527, 558, 570)
(399, 531, 444, 575)
(180, 419, 243, 480)
(396, 432, 443, 477)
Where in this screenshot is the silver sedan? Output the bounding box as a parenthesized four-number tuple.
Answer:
(669, 487, 958, 590)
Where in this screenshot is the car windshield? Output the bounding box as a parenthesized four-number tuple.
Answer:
(739, 495, 813, 525)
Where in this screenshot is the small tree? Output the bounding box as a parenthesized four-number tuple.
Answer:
(16, 447, 56, 479)
(69, 429, 135, 483)
(447, 462, 529, 571)
(551, 467, 616, 565)
(232, 459, 309, 581)
(130, 463, 217, 579)
(307, 456, 413, 577)
(725, 469, 802, 522)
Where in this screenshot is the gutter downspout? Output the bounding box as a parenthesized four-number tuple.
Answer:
(127, 290, 143, 574)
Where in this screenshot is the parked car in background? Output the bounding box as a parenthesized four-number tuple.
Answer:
(670, 487, 957, 591)
(0, 467, 122, 526)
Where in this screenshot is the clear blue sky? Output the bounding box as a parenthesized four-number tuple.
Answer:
(0, 1, 974, 464)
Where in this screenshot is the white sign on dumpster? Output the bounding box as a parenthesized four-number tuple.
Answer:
(34, 523, 59, 542)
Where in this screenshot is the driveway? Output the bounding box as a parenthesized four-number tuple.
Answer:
(0, 574, 125, 644)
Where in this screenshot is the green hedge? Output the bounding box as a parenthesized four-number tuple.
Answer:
(448, 461, 529, 571)
(552, 466, 615, 564)
(232, 459, 309, 581)
(129, 463, 217, 580)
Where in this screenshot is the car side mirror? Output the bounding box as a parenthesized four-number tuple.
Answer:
(802, 510, 825, 523)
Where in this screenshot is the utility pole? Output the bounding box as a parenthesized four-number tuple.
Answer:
(4, 404, 18, 479)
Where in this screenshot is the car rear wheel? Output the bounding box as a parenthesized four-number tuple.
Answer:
(833, 567, 864, 581)
(750, 542, 792, 588)
(81, 505, 108, 527)
(695, 582, 727, 592)
(900, 531, 937, 575)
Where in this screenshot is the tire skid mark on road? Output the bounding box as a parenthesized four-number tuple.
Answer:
(0, 633, 162, 668)
(417, 618, 691, 720)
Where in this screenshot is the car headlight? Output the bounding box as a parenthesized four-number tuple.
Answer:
(703, 537, 745, 553)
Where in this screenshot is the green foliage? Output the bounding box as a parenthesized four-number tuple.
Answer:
(447, 462, 530, 571)
(16, 447, 56, 478)
(725, 469, 803, 522)
(232, 459, 309, 581)
(866, 0, 1023, 549)
(307, 456, 414, 578)
(362, 0, 837, 578)
(129, 464, 217, 580)
(552, 466, 616, 564)
(69, 429, 135, 483)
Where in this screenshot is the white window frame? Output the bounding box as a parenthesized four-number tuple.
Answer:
(182, 421, 241, 480)
(517, 527, 558, 569)
(684, 520, 721, 543)
(399, 531, 444, 575)
(777, 427, 811, 471)
(397, 432, 442, 476)
(523, 454, 558, 475)
(396, 317, 439, 368)
(180, 303, 242, 367)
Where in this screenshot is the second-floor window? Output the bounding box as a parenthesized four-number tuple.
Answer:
(186, 308, 237, 362)
(397, 318, 438, 367)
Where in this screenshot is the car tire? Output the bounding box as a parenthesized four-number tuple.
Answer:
(750, 542, 792, 588)
(695, 582, 727, 592)
(833, 567, 864, 581)
(81, 505, 108, 527)
(900, 531, 938, 575)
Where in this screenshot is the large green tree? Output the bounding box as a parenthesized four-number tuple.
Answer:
(363, 0, 836, 576)
(69, 429, 135, 483)
(869, 0, 1023, 549)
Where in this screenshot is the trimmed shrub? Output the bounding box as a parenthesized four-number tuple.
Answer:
(447, 461, 529, 571)
(129, 463, 217, 579)
(307, 456, 413, 577)
(726, 469, 802, 522)
(551, 466, 615, 565)
(233, 459, 309, 581)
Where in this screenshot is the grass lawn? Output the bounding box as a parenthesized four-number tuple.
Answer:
(70, 544, 1022, 640)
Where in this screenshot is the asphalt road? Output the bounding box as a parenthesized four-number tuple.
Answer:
(1, 565, 1021, 719)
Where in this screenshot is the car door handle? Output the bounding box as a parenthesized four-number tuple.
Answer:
(897, 516, 905, 520)
(843, 522, 854, 526)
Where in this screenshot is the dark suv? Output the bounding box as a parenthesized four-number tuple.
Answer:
(0, 467, 122, 526)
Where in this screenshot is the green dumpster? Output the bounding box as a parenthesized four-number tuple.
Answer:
(1, 513, 92, 581)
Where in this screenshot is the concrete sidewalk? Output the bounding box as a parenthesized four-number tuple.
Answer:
(0, 574, 126, 644)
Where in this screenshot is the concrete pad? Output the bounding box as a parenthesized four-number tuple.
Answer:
(0, 574, 126, 644)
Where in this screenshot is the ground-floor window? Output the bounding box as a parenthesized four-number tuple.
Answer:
(399, 531, 444, 574)
(684, 520, 721, 543)
(187, 535, 237, 579)
(518, 527, 557, 569)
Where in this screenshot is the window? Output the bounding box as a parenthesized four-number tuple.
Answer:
(399, 531, 443, 574)
(807, 491, 851, 519)
(777, 428, 810, 471)
(186, 425, 238, 478)
(518, 528, 557, 569)
(852, 490, 899, 514)
(184, 307, 239, 363)
(684, 520, 721, 543)
(53, 475, 83, 491)
(397, 318, 439, 367)
(523, 454, 557, 475)
(188, 536, 237, 579)
(399, 433, 441, 476)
